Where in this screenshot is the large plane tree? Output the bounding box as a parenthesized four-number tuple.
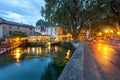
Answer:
(41, 0, 94, 40)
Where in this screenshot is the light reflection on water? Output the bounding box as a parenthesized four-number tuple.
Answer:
(0, 46, 72, 80)
(66, 50, 71, 59)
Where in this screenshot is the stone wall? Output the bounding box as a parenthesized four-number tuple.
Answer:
(57, 42, 84, 80)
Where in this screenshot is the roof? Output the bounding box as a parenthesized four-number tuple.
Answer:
(0, 18, 34, 28)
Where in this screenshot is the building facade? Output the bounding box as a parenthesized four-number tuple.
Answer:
(0, 19, 35, 38)
(35, 25, 72, 41)
(35, 26, 58, 37)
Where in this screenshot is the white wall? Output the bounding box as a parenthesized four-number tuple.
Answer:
(45, 27, 58, 36)
(0, 24, 3, 38)
(35, 26, 58, 37)
(35, 26, 41, 33)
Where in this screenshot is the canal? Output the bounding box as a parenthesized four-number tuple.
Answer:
(0, 45, 73, 80)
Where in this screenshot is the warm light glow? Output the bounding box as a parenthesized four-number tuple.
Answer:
(16, 52, 20, 62)
(55, 46, 57, 52)
(47, 42, 51, 46)
(27, 47, 30, 54)
(110, 30, 113, 33)
(39, 47, 42, 54)
(47, 42, 51, 52)
(16, 37, 20, 41)
(105, 30, 109, 33)
(93, 42, 116, 72)
(14, 48, 21, 62)
(98, 32, 102, 36)
(117, 32, 120, 35)
(36, 47, 39, 54)
(66, 50, 71, 59)
(32, 47, 35, 53)
(104, 55, 108, 59)
(96, 43, 113, 60)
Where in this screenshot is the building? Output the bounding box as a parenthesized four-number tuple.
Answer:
(35, 25, 46, 35)
(0, 18, 35, 38)
(35, 25, 72, 41)
(35, 26, 58, 36)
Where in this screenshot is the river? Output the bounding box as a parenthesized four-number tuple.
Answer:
(0, 45, 72, 80)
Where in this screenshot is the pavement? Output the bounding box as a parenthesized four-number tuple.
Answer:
(106, 41, 120, 46)
(84, 42, 103, 80)
(93, 39, 120, 46)
(58, 42, 104, 80)
(86, 41, 120, 80)
(58, 41, 120, 80)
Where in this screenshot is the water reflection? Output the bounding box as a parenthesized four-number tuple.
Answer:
(13, 48, 22, 62)
(27, 47, 30, 54)
(32, 47, 35, 53)
(0, 45, 73, 80)
(93, 42, 115, 66)
(95, 43, 113, 60)
(66, 50, 71, 59)
(55, 46, 57, 52)
(92, 42, 120, 74)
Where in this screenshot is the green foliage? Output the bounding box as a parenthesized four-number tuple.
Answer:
(62, 42, 76, 51)
(41, 0, 93, 39)
(36, 19, 48, 26)
(41, 0, 120, 37)
(11, 31, 26, 37)
(36, 19, 55, 26)
(41, 57, 68, 80)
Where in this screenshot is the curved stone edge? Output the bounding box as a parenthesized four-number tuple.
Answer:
(57, 42, 84, 80)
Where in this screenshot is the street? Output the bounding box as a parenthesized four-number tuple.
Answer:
(85, 41, 120, 80)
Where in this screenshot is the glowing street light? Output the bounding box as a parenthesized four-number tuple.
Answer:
(105, 30, 109, 33)
(104, 29, 114, 41)
(98, 32, 102, 36)
(117, 31, 120, 35)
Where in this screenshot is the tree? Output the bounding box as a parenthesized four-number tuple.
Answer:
(36, 19, 49, 26)
(109, 0, 120, 27)
(91, 0, 120, 34)
(12, 31, 26, 37)
(41, 0, 94, 40)
(41, 0, 120, 40)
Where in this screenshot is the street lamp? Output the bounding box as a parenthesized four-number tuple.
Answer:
(104, 29, 114, 41)
(98, 32, 102, 36)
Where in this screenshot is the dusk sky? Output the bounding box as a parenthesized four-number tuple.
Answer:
(0, 0, 45, 26)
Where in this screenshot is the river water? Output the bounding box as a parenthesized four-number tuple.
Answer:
(0, 45, 72, 80)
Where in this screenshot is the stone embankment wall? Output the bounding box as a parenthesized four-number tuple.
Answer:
(57, 42, 84, 80)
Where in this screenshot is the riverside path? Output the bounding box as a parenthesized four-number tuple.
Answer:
(85, 41, 120, 80)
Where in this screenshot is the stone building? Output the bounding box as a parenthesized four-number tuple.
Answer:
(0, 18, 35, 38)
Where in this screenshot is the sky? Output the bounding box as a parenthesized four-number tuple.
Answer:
(0, 0, 45, 26)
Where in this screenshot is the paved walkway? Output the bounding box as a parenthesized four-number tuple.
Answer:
(84, 42, 103, 80)
(57, 42, 105, 80)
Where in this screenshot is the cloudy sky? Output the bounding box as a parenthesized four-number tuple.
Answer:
(0, 0, 45, 26)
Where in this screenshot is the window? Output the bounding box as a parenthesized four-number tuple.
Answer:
(30, 28, 32, 30)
